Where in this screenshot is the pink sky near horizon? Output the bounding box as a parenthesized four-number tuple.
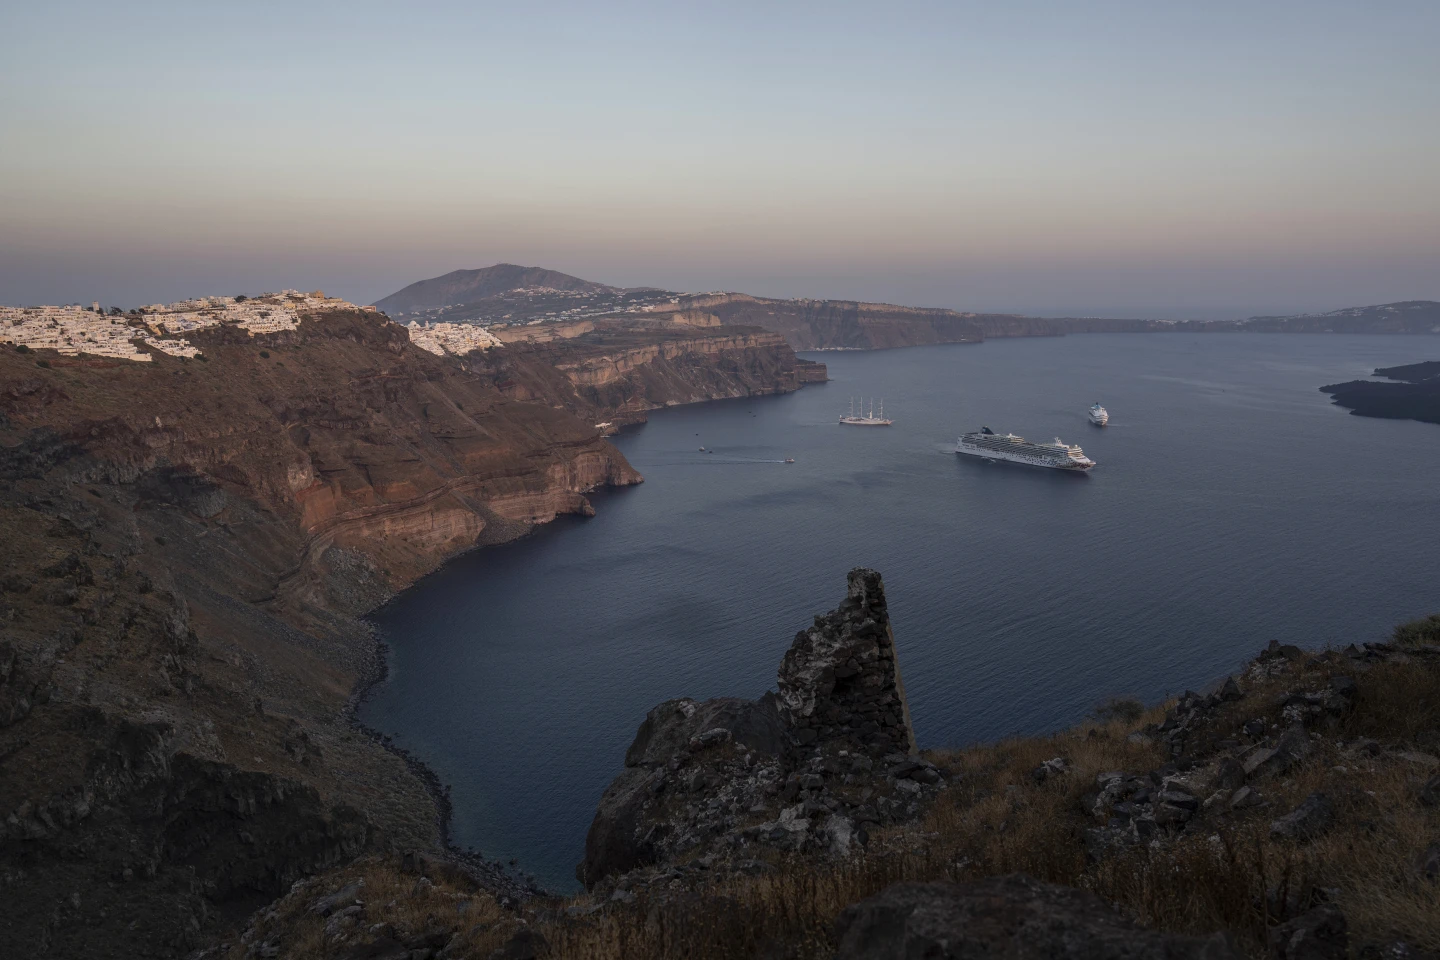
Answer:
(2, 1, 1437, 318)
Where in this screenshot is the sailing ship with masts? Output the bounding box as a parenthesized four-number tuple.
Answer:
(839, 398, 893, 426)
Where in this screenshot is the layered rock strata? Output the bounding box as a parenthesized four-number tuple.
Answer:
(0, 306, 819, 958)
(579, 568, 942, 888)
(468, 320, 826, 426)
(644, 294, 1178, 351)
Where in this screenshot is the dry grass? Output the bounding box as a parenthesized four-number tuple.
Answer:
(220, 857, 524, 960)
(1342, 658, 1440, 745)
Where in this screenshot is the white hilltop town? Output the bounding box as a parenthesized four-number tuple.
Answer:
(403, 320, 503, 356)
(0, 291, 511, 363)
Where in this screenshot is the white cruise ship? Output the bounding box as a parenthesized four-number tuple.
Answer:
(956, 428, 1095, 471)
(839, 398, 893, 426)
(1088, 402, 1109, 426)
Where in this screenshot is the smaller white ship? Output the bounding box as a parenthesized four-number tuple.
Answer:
(1088, 402, 1109, 426)
(840, 397, 893, 426)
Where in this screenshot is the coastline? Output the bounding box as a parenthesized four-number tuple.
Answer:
(346, 624, 549, 902)
(339, 492, 612, 902)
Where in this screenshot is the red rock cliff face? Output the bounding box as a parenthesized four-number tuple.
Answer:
(1, 311, 640, 590)
(0, 307, 830, 957)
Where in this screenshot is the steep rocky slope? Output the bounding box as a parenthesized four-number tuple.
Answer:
(0, 308, 819, 958)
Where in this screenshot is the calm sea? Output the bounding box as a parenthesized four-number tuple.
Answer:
(359, 334, 1440, 891)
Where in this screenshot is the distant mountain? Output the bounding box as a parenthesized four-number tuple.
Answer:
(1243, 300, 1440, 333)
(376, 263, 1440, 349)
(374, 264, 619, 314)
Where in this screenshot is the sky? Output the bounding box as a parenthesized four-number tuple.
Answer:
(2, 1, 1437, 319)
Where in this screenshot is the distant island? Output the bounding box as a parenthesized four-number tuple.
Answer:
(373, 264, 1440, 352)
(1321, 359, 1440, 426)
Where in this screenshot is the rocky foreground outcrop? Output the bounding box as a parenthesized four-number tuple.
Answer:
(579, 569, 945, 888)
(209, 580, 1440, 958)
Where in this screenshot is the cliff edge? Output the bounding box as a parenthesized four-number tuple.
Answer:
(0, 306, 820, 958)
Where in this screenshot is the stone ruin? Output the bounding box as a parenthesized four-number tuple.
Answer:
(777, 567, 917, 758)
(579, 567, 937, 888)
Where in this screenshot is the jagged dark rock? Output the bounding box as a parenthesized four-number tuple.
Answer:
(833, 875, 1244, 959)
(777, 568, 917, 758)
(1271, 792, 1335, 843)
(1270, 904, 1349, 960)
(488, 927, 547, 960)
(624, 696, 791, 767)
(1419, 774, 1440, 807)
(1419, 843, 1440, 881)
(578, 568, 934, 889)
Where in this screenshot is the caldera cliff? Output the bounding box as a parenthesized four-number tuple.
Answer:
(0, 307, 821, 958)
(645, 294, 1174, 351)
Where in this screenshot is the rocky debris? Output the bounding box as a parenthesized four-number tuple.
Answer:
(1031, 757, 1068, 783)
(1270, 904, 1348, 960)
(1262, 640, 1308, 663)
(1419, 774, 1440, 807)
(1230, 785, 1262, 809)
(579, 569, 940, 890)
(0, 637, 56, 727)
(1271, 792, 1335, 843)
(311, 879, 364, 917)
(833, 875, 1244, 959)
(1153, 787, 1199, 827)
(1358, 943, 1440, 960)
(1212, 756, 1246, 790)
(1418, 843, 1440, 881)
(1244, 726, 1313, 778)
(488, 927, 546, 960)
(1153, 677, 1252, 762)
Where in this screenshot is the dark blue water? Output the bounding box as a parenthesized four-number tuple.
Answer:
(359, 334, 1440, 891)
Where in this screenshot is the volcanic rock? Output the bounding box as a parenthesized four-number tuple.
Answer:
(833, 874, 1243, 959)
(1271, 792, 1335, 842)
(1270, 904, 1348, 960)
(777, 568, 917, 759)
(578, 568, 926, 888)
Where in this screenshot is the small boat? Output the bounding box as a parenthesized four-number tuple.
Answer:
(1088, 402, 1109, 427)
(784, 458, 795, 463)
(699, 446, 705, 451)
